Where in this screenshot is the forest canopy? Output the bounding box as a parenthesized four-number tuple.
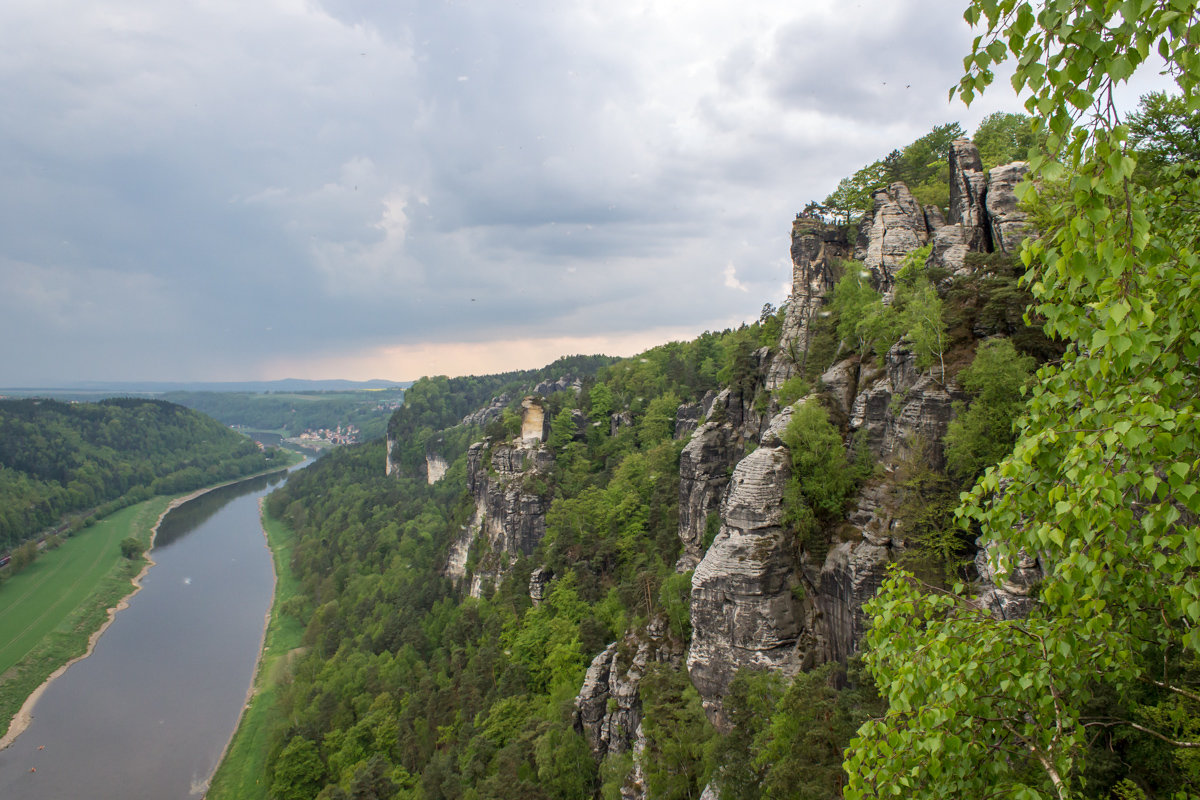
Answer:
(0, 397, 283, 550)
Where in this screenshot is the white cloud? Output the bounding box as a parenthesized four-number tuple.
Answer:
(723, 263, 749, 293)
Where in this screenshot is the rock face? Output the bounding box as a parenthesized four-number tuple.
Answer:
(461, 395, 510, 428)
(687, 405, 811, 726)
(686, 138, 1022, 718)
(385, 435, 398, 477)
(674, 393, 715, 441)
(986, 162, 1033, 254)
(858, 183, 931, 296)
(574, 617, 685, 800)
(927, 223, 978, 276)
(520, 396, 548, 443)
(848, 342, 956, 467)
(445, 438, 554, 596)
(949, 137, 989, 234)
(767, 217, 852, 390)
(533, 376, 583, 397)
(425, 453, 449, 484)
(529, 566, 552, 606)
(676, 386, 770, 570)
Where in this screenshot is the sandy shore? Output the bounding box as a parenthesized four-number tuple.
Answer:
(0, 465, 291, 751)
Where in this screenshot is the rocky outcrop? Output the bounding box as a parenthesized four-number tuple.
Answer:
(533, 376, 583, 397)
(949, 138, 989, 234)
(611, 410, 634, 437)
(687, 405, 814, 726)
(425, 452, 449, 484)
(676, 386, 770, 570)
(681, 135, 1043, 727)
(574, 617, 685, 800)
(529, 566, 551, 606)
(385, 435, 398, 477)
(767, 217, 852, 390)
(676, 420, 736, 570)
(674, 392, 716, 441)
(816, 484, 898, 663)
(848, 342, 957, 468)
(858, 183, 931, 297)
(985, 162, 1033, 254)
(520, 396, 548, 443)
(927, 222, 978, 276)
(462, 395, 510, 428)
(445, 438, 554, 596)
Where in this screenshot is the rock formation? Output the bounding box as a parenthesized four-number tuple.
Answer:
(683, 139, 1041, 723)
(687, 405, 810, 725)
(766, 217, 852, 390)
(985, 162, 1033, 253)
(574, 617, 685, 800)
(425, 452, 449, 484)
(445, 438, 554, 597)
(675, 385, 771, 570)
(858, 182, 931, 296)
(949, 137, 989, 234)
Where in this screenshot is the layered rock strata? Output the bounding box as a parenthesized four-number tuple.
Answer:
(858, 182, 931, 297)
(985, 162, 1033, 253)
(574, 617, 684, 800)
(676, 386, 770, 570)
(445, 439, 554, 596)
(766, 217, 852, 390)
(687, 405, 812, 726)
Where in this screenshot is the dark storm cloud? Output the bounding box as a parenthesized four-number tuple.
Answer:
(0, 0, 1055, 383)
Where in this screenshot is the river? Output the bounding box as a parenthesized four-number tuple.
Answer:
(0, 468, 295, 799)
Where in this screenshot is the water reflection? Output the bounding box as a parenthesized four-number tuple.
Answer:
(0, 468, 297, 799)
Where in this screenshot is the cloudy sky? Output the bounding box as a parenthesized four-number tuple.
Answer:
(0, 0, 1168, 385)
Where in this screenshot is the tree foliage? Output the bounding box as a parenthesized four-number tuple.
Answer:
(943, 338, 1035, 482)
(822, 123, 965, 223)
(848, 2, 1200, 799)
(973, 110, 1041, 169)
(0, 398, 281, 550)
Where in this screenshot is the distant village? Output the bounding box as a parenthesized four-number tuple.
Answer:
(291, 424, 360, 448)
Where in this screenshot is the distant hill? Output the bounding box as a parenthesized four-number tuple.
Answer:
(0, 397, 285, 550)
(0, 378, 412, 397)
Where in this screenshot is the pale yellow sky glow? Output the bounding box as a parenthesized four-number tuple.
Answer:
(263, 325, 724, 382)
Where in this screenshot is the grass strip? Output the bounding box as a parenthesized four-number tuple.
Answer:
(0, 496, 169, 741)
(205, 506, 306, 800)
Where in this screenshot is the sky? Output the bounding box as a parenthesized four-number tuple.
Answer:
(0, 0, 1174, 385)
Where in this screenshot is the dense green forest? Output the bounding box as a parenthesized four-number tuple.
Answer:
(386, 355, 617, 473)
(256, 249, 1045, 800)
(238, 6, 1200, 796)
(263, 321, 793, 800)
(163, 388, 407, 442)
(0, 398, 284, 550)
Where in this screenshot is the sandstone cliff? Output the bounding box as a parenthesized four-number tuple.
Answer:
(683, 138, 1038, 722)
(445, 399, 555, 597)
(574, 617, 686, 799)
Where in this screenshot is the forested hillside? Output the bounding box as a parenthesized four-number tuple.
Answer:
(264, 323, 781, 800)
(162, 389, 407, 442)
(245, 8, 1200, 798)
(0, 398, 283, 550)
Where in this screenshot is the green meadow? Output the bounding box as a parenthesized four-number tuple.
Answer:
(0, 496, 168, 739)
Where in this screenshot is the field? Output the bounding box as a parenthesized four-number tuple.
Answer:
(0, 496, 169, 739)
(204, 507, 306, 800)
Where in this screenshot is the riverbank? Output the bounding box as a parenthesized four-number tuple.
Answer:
(0, 463, 298, 750)
(204, 506, 306, 800)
